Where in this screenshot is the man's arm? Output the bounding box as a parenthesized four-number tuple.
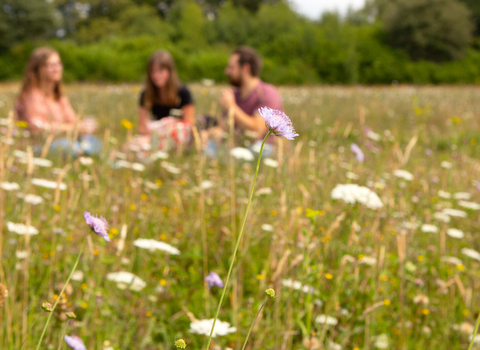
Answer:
(219, 89, 267, 135)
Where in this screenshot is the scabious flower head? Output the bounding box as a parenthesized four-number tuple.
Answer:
(350, 143, 364, 162)
(265, 288, 275, 299)
(175, 339, 187, 349)
(205, 272, 224, 289)
(84, 211, 110, 242)
(64, 335, 87, 350)
(258, 107, 298, 140)
(41, 302, 53, 312)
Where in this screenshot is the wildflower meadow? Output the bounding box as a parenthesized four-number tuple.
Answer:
(1, 83, 480, 349)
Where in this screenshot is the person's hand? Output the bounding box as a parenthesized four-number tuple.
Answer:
(79, 119, 98, 134)
(219, 89, 236, 110)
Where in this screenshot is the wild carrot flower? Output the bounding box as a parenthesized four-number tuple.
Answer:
(258, 107, 298, 140)
(205, 272, 224, 289)
(84, 211, 110, 242)
(64, 335, 87, 350)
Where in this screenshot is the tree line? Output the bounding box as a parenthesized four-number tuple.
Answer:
(1, 0, 480, 84)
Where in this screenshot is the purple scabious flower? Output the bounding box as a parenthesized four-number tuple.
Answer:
(84, 211, 110, 242)
(205, 272, 224, 289)
(350, 143, 364, 162)
(64, 335, 87, 350)
(258, 107, 298, 140)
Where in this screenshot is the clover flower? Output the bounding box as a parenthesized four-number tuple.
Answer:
(84, 211, 110, 242)
(258, 107, 298, 140)
(64, 335, 87, 350)
(205, 272, 224, 289)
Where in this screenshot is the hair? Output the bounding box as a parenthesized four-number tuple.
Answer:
(19, 47, 63, 101)
(144, 50, 179, 108)
(233, 46, 263, 77)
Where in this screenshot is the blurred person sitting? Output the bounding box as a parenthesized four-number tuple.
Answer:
(133, 50, 195, 152)
(15, 47, 101, 157)
(207, 46, 283, 157)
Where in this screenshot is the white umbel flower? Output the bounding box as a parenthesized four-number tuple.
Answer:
(133, 239, 180, 255)
(461, 248, 480, 262)
(421, 224, 438, 233)
(189, 319, 237, 337)
(7, 222, 39, 235)
(315, 315, 338, 326)
(230, 147, 254, 161)
(281, 279, 315, 293)
(446, 228, 464, 239)
(438, 190, 451, 199)
(31, 178, 67, 190)
(373, 334, 389, 349)
(78, 157, 94, 166)
(0, 182, 20, 191)
(458, 201, 480, 210)
(441, 161, 453, 169)
(261, 224, 274, 232)
(393, 169, 414, 181)
(442, 208, 467, 218)
(331, 184, 383, 209)
(433, 212, 451, 223)
(23, 194, 44, 205)
(454, 192, 471, 200)
(160, 161, 181, 174)
(106, 272, 146, 291)
(256, 187, 272, 196)
(441, 256, 463, 266)
(263, 158, 279, 168)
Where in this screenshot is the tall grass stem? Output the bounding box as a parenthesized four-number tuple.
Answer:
(241, 296, 268, 350)
(34, 236, 88, 350)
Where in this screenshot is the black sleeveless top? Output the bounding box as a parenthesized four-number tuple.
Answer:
(139, 85, 193, 120)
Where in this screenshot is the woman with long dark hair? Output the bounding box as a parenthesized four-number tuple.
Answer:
(137, 50, 195, 151)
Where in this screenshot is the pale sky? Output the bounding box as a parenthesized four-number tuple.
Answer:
(289, 0, 367, 19)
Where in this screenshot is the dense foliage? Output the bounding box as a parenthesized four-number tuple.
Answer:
(1, 0, 480, 84)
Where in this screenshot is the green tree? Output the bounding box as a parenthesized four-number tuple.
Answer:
(458, 0, 480, 35)
(0, 0, 57, 52)
(382, 0, 474, 61)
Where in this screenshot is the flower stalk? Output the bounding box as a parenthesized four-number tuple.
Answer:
(204, 131, 272, 349)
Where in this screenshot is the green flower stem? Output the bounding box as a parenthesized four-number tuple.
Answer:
(35, 236, 88, 350)
(19, 311, 44, 350)
(205, 131, 271, 350)
(468, 311, 480, 350)
(241, 296, 269, 350)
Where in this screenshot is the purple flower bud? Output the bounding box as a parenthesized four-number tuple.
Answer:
(84, 211, 110, 242)
(350, 143, 364, 162)
(205, 272, 224, 289)
(64, 335, 87, 350)
(258, 107, 298, 140)
(425, 149, 433, 156)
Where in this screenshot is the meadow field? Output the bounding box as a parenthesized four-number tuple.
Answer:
(1, 83, 480, 350)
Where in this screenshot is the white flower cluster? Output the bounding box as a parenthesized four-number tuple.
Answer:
(393, 169, 414, 181)
(7, 222, 39, 235)
(106, 272, 146, 291)
(133, 239, 180, 255)
(331, 184, 383, 209)
(0, 182, 20, 191)
(230, 147, 254, 161)
(189, 319, 237, 337)
(315, 315, 338, 326)
(31, 178, 67, 190)
(281, 279, 315, 293)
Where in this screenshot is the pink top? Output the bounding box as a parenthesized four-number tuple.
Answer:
(15, 88, 76, 135)
(234, 80, 283, 117)
(234, 81, 283, 141)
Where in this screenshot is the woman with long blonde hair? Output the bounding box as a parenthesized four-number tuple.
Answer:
(15, 47, 101, 155)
